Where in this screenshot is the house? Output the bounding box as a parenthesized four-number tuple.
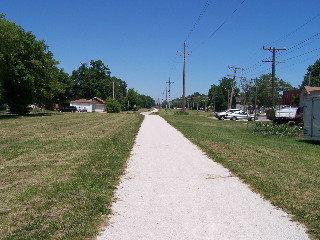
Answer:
(92, 97, 105, 112)
(300, 86, 320, 106)
(70, 97, 106, 112)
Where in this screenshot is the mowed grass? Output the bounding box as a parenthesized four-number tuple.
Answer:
(0, 111, 143, 240)
(161, 110, 320, 240)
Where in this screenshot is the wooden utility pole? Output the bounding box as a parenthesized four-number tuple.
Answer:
(112, 81, 115, 99)
(262, 46, 286, 107)
(251, 78, 259, 119)
(166, 78, 174, 109)
(227, 66, 244, 109)
(177, 42, 191, 111)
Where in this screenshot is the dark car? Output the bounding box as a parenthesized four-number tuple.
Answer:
(59, 106, 78, 112)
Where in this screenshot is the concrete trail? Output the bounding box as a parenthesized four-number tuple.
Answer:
(97, 114, 309, 240)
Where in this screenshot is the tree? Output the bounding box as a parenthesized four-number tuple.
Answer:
(186, 92, 208, 110)
(105, 98, 121, 113)
(254, 74, 294, 107)
(124, 88, 141, 111)
(0, 15, 68, 114)
(70, 60, 128, 102)
(208, 77, 240, 111)
(70, 60, 112, 100)
(139, 94, 155, 108)
(300, 59, 320, 88)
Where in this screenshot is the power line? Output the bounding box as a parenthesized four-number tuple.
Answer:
(240, 14, 320, 70)
(269, 13, 320, 46)
(191, 0, 247, 52)
(184, 0, 212, 42)
(168, 1, 212, 80)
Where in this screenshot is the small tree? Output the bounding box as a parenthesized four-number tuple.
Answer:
(105, 98, 121, 113)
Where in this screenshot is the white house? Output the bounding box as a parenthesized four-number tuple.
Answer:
(92, 97, 105, 112)
(70, 97, 106, 112)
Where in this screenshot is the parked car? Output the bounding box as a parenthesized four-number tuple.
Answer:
(226, 110, 258, 121)
(59, 106, 78, 112)
(215, 109, 240, 120)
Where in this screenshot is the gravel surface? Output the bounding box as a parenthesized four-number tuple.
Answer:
(97, 113, 309, 240)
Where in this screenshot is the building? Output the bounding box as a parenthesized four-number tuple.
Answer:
(282, 90, 301, 106)
(300, 86, 320, 106)
(70, 97, 106, 112)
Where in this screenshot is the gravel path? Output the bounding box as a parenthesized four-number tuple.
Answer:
(97, 114, 309, 240)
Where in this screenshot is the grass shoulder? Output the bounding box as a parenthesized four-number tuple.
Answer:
(0, 112, 144, 239)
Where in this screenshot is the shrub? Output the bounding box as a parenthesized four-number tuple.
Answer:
(253, 122, 302, 137)
(174, 110, 189, 115)
(105, 98, 121, 113)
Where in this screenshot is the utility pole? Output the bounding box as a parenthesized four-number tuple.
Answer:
(166, 78, 174, 109)
(251, 78, 259, 119)
(112, 81, 115, 100)
(227, 66, 244, 109)
(177, 42, 191, 111)
(262, 46, 286, 107)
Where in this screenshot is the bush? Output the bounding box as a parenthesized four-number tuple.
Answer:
(253, 122, 302, 137)
(174, 110, 189, 116)
(105, 98, 121, 113)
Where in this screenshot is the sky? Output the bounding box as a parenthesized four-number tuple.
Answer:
(1, 0, 320, 102)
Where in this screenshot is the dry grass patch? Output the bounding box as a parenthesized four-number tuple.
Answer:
(0, 111, 143, 239)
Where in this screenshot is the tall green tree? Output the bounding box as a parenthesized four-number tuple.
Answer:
(124, 88, 141, 111)
(71, 60, 111, 100)
(208, 77, 240, 111)
(0, 15, 67, 114)
(70, 60, 128, 101)
(300, 59, 320, 88)
(187, 92, 208, 110)
(139, 94, 155, 108)
(254, 74, 294, 107)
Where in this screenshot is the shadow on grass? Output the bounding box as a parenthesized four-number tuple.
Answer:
(0, 112, 59, 119)
(296, 139, 320, 145)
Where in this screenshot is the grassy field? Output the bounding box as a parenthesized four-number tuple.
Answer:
(0, 111, 143, 240)
(161, 110, 320, 240)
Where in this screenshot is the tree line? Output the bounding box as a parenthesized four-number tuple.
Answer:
(168, 60, 320, 112)
(0, 15, 154, 115)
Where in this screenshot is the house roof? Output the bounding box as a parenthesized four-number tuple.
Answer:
(93, 101, 104, 106)
(71, 99, 94, 104)
(93, 97, 105, 104)
(304, 86, 320, 95)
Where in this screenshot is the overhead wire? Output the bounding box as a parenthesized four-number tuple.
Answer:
(240, 13, 320, 78)
(168, 0, 212, 79)
(191, 0, 247, 52)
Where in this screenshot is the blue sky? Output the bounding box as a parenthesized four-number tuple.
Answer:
(2, 0, 320, 101)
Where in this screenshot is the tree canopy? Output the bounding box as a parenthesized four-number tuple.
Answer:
(254, 74, 294, 107)
(300, 59, 320, 88)
(208, 77, 240, 111)
(0, 15, 69, 114)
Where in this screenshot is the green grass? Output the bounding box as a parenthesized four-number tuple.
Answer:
(0, 111, 143, 240)
(161, 110, 320, 240)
